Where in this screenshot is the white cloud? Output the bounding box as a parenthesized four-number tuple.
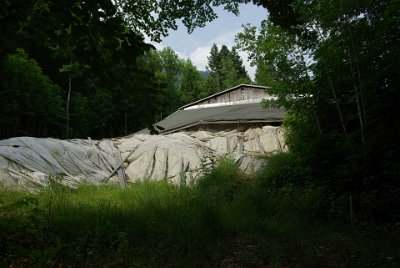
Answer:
(210, 29, 240, 47)
(150, 3, 266, 82)
(146, 28, 256, 81)
(186, 28, 241, 72)
(145, 35, 187, 60)
(174, 50, 186, 59)
(187, 30, 256, 80)
(189, 46, 212, 71)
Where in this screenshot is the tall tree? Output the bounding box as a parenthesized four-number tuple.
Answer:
(236, 0, 400, 219)
(1, 0, 263, 139)
(0, 0, 155, 138)
(180, 59, 205, 104)
(206, 44, 223, 92)
(142, 47, 184, 118)
(205, 44, 251, 94)
(0, 49, 64, 138)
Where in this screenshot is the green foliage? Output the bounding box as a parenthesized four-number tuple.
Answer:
(255, 152, 312, 189)
(0, 180, 222, 266)
(236, 0, 400, 221)
(0, 0, 258, 139)
(0, 0, 157, 139)
(141, 47, 185, 117)
(1, 161, 399, 266)
(197, 157, 245, 204)
(179, 59, 205, 103)
(236, 19, 314, 112)
(1, 0, 400, 264)
(252, 0, 301, 29)
(0, 49, 64, 137)
(204, 44, 251, 95)
(136, 44, 252, 123)
(117, 0, 246, 41)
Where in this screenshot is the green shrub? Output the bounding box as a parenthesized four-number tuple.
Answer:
(196, 157, 246, 205)
(256, 152, 312, 189)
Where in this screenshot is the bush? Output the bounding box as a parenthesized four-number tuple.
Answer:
(255, 152, 312, 189)
(196, 157, 246, 205)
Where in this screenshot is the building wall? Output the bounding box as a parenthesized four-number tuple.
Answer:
(184, 86, 274, 110)
(203, 86, 269, 105)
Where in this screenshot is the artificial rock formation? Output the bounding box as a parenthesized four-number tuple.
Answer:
(0, 126, 285, 191)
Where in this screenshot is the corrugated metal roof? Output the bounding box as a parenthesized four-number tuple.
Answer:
(147, 103, 285, 134)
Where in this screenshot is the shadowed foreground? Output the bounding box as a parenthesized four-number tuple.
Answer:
(1, 158, 399, 267)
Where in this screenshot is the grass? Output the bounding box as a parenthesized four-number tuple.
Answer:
(1, 157, 399, 267)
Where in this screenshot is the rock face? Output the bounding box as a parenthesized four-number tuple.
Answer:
(0, 126, 286, 191)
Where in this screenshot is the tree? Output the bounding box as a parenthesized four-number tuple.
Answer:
(116, 0, 252, 41)
(236, 0, 400, 219)
(0, 49, 64, 138)
(221, 57, 239, 89)
(230, 47, 249, 79)
(205, 44, 251, 94)
(206, 44, 223, 92)
(142, 47, 184, 118)
(0, 0, 154, 136)
(180, 59, 205, 104)
(1, 0, 262, 139)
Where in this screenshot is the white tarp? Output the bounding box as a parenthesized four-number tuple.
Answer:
(0, 126, 286, 191)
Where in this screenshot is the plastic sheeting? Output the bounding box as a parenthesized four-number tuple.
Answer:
(0, 126, 286, 191)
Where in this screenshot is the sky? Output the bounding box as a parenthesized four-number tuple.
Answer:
(150, 3, 268, 81)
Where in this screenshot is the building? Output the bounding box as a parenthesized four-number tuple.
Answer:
(151, 84, 285, 134)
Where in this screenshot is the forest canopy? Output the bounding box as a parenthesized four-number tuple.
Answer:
(0, 0, 252, 139)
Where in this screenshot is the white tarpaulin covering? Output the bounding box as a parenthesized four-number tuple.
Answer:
(0, 126, 286, 191)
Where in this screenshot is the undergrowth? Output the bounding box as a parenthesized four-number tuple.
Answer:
(0, 156, 399, 267)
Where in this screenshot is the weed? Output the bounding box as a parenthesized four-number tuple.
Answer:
(0, 157, 399, 267)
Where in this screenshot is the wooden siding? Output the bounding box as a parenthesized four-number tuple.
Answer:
(195, 86, 270, 106)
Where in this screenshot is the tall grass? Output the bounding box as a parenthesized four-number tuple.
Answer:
(1, 155, 399, 267)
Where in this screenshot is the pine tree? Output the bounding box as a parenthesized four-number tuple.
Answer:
(205, 43, 251, 94)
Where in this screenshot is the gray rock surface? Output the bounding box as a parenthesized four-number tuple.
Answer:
(0, 126, 286, 191)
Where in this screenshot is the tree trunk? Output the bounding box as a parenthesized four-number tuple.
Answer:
(347, 25, 367, 129)
(327, 73, 348, 136)
(316, 25, 348, 136)
(66, 74, 72, 139)
(348, 50, 367, 160)
(124, 109, 128, 135)
(346, 25, 368, 162)
(313, 109, 323, 135)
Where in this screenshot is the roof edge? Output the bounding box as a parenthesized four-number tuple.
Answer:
(160, 118, 283, 134)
